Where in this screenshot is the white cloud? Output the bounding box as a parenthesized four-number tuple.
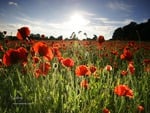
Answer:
(0, 23, 25, 36)
(107, 1, 133, 12)
(140, 18, 149, 23)
(74, 10, 95, 17)
(93, 17, 134, 26)
(16, 17, 42, 26)
(8, 1, 18, 6)
(15, 16, 71, 36)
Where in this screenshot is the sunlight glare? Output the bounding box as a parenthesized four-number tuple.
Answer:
(61, 12, 91, 39)
(69, 13, 89, 27)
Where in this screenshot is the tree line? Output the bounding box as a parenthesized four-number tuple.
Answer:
(0, 31, 98, 41)
(112, 19, 150, 41)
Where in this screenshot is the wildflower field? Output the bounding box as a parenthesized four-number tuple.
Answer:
(0, 28, 150, 113)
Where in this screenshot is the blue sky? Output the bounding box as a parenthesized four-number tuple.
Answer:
(0, 0, 150, 40)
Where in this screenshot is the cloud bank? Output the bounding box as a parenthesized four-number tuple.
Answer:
(8, 1, 18, 6)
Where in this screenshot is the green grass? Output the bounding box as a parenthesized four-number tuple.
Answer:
(0, 40, 150, 113)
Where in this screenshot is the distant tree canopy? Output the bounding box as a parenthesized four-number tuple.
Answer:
(1, 28, 98, 41)
(112, 19, 150, 41)
(0, 31, 7, 40)
(0, 32, 4, 40)
(30, 33, 63, 40)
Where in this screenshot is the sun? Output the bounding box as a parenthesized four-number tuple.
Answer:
(69, 13, 89, 27)
(62, 12, 90, 39)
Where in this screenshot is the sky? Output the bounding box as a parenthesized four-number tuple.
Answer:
(0, 0, 150, 40)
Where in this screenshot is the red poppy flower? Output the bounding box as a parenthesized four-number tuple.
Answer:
(121, 70, 128, 76)
(104, 65, 112, 71)
(120, 54, 125, 60)
(103, 108, 110, 113)
(41, 34, 45, 38)
(57, 57, 64, 63)
(32, 56, 40, 64)
(0, 44, 4, 52)
(17, 27, 30, 40)
(137, 105, 144, 112)
(111, 50, 118, 56)
(89, 65, 97, 73)
(142, 59, 150, 72)
(114, 85, 134, 98)
(52, 47, 62, 57)
(17, 47, 28, 63)
(80, 79, 89, 89)
(75, 65, 91, 76)
(128, 62, 135, 74)
(32, 42, 53, 61)
(98, 35, 105, 44)
(128, 41, 136, 47)
(2, 47, 28, 66)
(143, 59, 150, 65)
(0, 59, 3, 67)
(61, 58, 74, 67)
(120, 47, 133, 61)
(35, 62, 51, 78)
(52, 43, 61, 49)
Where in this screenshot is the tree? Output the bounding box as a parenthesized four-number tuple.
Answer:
(70, 32, 77, 40)
(112, 19, 150, 41)
(30, 33, 40, 40)
(49, 36, 56, 40)
(92, 34, 97, 40)
(0, 32, 4, 40)
(112, 27, 124, 40)
(57, 35, 63, 40)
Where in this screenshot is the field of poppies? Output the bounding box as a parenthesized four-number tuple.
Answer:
(0, 27, 150, 113)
